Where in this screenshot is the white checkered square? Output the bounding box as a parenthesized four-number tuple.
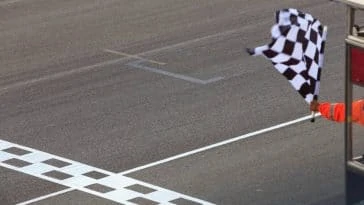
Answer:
(20, 163, 55, 175)
(98, 175, 137, 188)
(271, 37, 286, 52)
(63, 174, 97, 187)
(291, 42, 303, 60)
(274, 63, 289, 73)
(21, 152, 52, 163)
(291, 75, 308, 90)
(146, 190, 181, 203)
(0, 151, 14, 162)
(0, 140, 13, 150)
(103, 189, 142, 202)
(271, 53, 291, 63)
(61, 163, 95, 176)
(286, 27, 300, 42)
(304, 41, 318, 58)
(309, 63, 319, 78)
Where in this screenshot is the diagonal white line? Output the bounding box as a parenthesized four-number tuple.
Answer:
(0, 140, 214, 204)
(119, 114, 321, 175)
(127, 60, 224, 84)
(0, 22, 342, 94)
(16, 188, 74, 205)
(0, 0, 26, 6)
(104, 49, 166, 65)
(0, 58, 126, 95)
(0, 19, 274, 94)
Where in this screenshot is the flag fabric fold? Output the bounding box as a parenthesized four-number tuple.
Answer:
(247, 8, 327, 104)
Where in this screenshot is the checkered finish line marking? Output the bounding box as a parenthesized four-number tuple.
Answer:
(0, 139, 214, 205)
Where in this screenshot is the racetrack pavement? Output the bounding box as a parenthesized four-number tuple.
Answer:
(1, 0, 363, 204)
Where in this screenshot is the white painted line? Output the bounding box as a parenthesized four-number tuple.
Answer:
(0, 19, 341, 94)
(0, 58, 126, 95)
(0, 140, 214, 205)
(0, 0, 26, 6)
(104, 49, 166, 65)
(128, 60, 224, 84)
(0, 21, 270, 94)
(120, 114, 322, 175)
(16, 188, 74, 205)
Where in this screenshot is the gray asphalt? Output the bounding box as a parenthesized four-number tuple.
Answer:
(0, 0, 361, 204)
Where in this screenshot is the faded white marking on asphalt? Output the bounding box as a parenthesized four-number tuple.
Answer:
(0, 22, 270, 94)
(127, 60, 224, 84)
(16, 188, 74, 205)
(0, 0, 26, 6)
(104, 49, 166, 65)
(1, 114, 321, 203)
(0, 20, 342, 94)
(120, 114, 321, 175)
(0, 140, 214, 205)
(0, 58, 125, 95)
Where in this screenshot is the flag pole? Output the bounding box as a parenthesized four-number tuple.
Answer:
(310, 99, 319, 123)
(311, 26, 328, 122)
(310, 111, 315, 122)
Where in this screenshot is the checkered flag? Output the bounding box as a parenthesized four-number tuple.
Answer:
(247, 8, 327, 104)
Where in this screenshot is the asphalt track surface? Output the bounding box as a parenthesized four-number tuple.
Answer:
(1, 0, 364, 204)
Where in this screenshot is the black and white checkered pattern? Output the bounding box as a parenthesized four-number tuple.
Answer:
(0, 139, 213, 205)
(247, 8, 327, 103)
